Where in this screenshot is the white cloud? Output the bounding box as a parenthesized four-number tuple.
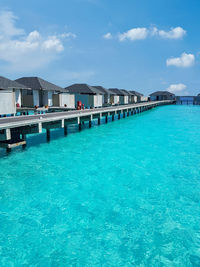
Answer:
(167, 83, 187, 93)
(150, 27, 159, 36)
(104, 26, 186, 42)
(42, 36, 64, 52)
(0, 11, 76, 71)
(158, 27, 186, 39)
(0, 11, 24, 38)
(103, 32, 112, 40)
(118, 27, 148, 41)
(59, 32, 77, 39)
(26, 30, 41, 42)
(166, 52, 195, 67)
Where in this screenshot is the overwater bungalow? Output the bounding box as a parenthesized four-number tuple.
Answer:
(129, 90, 144, 103)
(109, 88, 129, 105)
(51, 90, 75, 109)
(121, 90, 137, 104)
(65, 83, 103, 108)
(149, 91, 175, 101)
(92, 86, 113, 106)
(0, 76, 29, 115)
(107, 89, 119, 105)
(15, 77, 73, 108)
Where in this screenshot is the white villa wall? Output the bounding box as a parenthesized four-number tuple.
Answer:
(124, 96, 129, 104)
(60, 94, 75, 108)
(115, 96, 119, 104)
(99, 95, 103, 107)
(15, 89, 21, 106)
(141, 96, 148, 102)
(93, 95, 103, 107)
(0, 91, 16, 115)
(133, 96, 137, 103)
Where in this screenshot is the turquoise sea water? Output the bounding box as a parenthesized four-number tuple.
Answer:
(0, 105, 200, 266)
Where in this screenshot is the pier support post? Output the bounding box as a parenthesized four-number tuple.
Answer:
(131, 110, 133, 115)
(105, 116, 108, 123)
(22, 134, 27, 149)
(127, 111, 129, 117)
(64, 126, 67, 136)
(98, 113, 102, 125)
(46, 129, 50, 142)
(112, 114, 115, 121)
(78, 117, 82, 131)
(89, 120, 92, 128)
(118, 113, 121, 120)
(123, 112, 125, 118)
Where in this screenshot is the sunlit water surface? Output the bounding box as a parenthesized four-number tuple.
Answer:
(0, 105, 200, 266)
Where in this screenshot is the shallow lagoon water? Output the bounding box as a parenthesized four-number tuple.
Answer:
(0, 105, 200, 266)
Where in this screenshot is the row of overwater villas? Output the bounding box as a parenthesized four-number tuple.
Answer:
(0, 76, 148, 116)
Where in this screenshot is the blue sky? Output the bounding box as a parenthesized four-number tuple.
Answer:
(0, 0, 199, 95)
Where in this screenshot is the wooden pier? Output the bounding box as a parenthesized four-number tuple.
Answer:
(0, 100, 174, 152)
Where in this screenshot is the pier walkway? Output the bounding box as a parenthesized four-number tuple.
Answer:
(0, 100, 174, 151)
